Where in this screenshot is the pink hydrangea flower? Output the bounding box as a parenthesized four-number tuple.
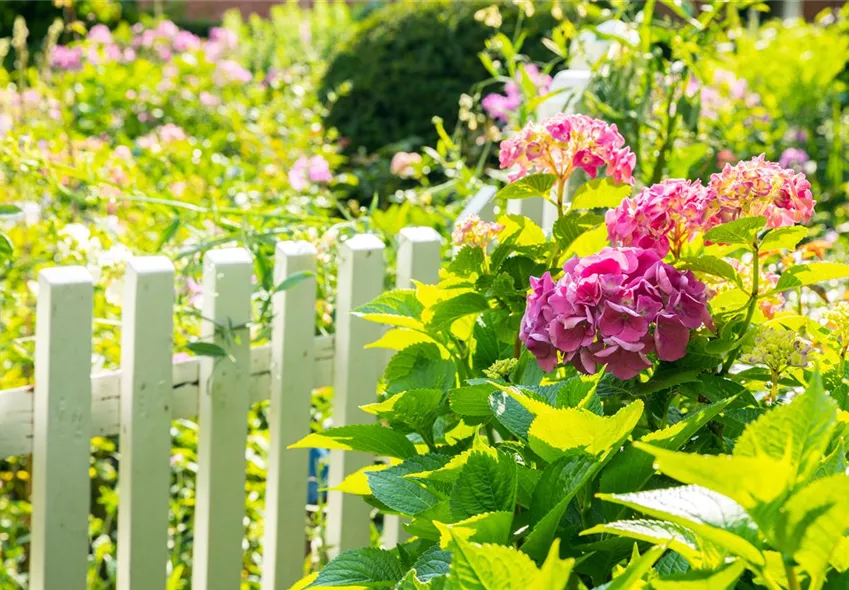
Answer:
(50, 45, 82, 71)
(498, 114, 635, 184)
(778, 148, 809, 172)
(88, 24, 113, 44)
(520, 247, 712, 379)
(452, 214, 504, 248)
(289, 156, 333, 190)
(483, 64, 551, 123)
(214, 60, 252, 85)
(173, 30, 202, 53)
(707, 154, 815, 230)
(607, 179, 713, 258)
(390, 152, 422, 178)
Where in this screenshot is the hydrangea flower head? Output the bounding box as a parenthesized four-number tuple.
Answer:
(452, 214, 504, 249)
(606, 179, 712, 258)
(288, 156, 333, 191)
(520, 247, 711, 379)
(707, 154, 815, 230)
(778, 148, 809, 172)
(498, 114, 635, 184)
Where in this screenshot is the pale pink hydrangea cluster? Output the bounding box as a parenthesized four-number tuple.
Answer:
(288, 156, 333, 191)
(606, 179, 713, 259)
(499, 114, 635, 184)
(707, 154, 815, 229)
(520, 247, 712, 380)
(452, 214, 505, 248)
(49, 22, 239, 72)
(482, 64, 552, 123)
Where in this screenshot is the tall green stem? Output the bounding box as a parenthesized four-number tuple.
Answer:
(785, 562, 801, 590)
(721, 244, 759, 375)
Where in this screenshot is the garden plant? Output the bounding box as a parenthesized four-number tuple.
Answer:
(293, 112, 849, 589)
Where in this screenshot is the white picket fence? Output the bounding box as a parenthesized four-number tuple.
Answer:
(0, 227, 440, 590)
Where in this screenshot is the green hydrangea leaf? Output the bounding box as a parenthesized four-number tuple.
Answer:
(449, 449, 518, 520)
(570, 178, 632, 210)
(552, 211, 605, 250)
(367, 454, 450, 516)
(760, 225, 808, 251)
(703, 217, 766, 246)
(354, 289, 424, 329)
(581, 519, 705, 568)
(774, 474, 849, 580)
(308, 547, 405, 588)
(384, 343, 456, 393)
(651, 560, 746, 589)
(597, 485, 764, 566)
(774, 262, 849, 292)
(449, 384, 497, 418)
(634, 443, 795, 521)
(600, 545, 666, 590)
(679, 255, 741, 287)
(428, 293, 491, 330)
(733, 372, 837, 484)
(411, 545, 451, 582)
(528, 401, 644, 463)
(495, 173, 556, 201)
(438, 511, 514, 546)
(290, 424, 417, 459)
(600, 398, 736, 499)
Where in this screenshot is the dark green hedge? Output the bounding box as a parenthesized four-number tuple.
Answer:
(321, 1, 558, 153)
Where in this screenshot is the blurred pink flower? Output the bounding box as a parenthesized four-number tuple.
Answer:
(390, 152, 422, 178)
(214, 60, 252, 85)
(50, 45, 82, 71)
(288, 156, 333, 190)
(778, 148, 809, 172)
(88, 24, 113, 44)
(173, 30, 202, 52)
(483, 64, 551, 123)
(199, 92, 221, 107)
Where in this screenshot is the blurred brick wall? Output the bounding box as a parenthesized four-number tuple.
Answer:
(140, 0, 362, 22)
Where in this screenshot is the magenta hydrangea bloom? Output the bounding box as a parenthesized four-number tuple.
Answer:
(520, 247, 712, 379)
(498, 114, 635, 184)
(606, 179, 713, 258)
(707, 154, 815, 229)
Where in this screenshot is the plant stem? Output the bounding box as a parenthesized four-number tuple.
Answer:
(555, 177, 566, 217)
(785, 562, 801, 590)
(721, 243, 760, 375)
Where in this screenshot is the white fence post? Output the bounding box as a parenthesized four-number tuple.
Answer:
(30, 267, 93, 590)
(326, 234, 386, 557)
(382, 227, 442, 549)
(262, 241, 317, 590)
(192, 248, 253, 590)
(117, 257, 174, 590)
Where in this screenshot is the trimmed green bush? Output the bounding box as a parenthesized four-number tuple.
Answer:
(321, 1, 558, 152)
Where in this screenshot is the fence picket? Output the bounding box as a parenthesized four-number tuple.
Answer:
(262, 241, 317, 590)
(326, 234, 386, 557)
(30, 267, 93, 590)
(116, 257, 174, 590)
(191, 248, 253, 590)
(381, 227, 443, 549)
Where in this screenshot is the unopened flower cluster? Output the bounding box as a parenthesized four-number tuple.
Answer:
(452, 214, 504, 249)
(823, 301, 849, 352)
(498, 114, 635, 184)
(520, 247, 712, 380)
(740, 326, 810, 375)
(606, 179, 712, 258)
(608, 155, 815, 257)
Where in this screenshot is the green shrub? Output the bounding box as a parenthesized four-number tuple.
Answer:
(321, 1, 558, 153)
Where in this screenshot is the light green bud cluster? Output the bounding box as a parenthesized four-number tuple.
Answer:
(483, 358, 518, 380)
(741, 326, 810, 377)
